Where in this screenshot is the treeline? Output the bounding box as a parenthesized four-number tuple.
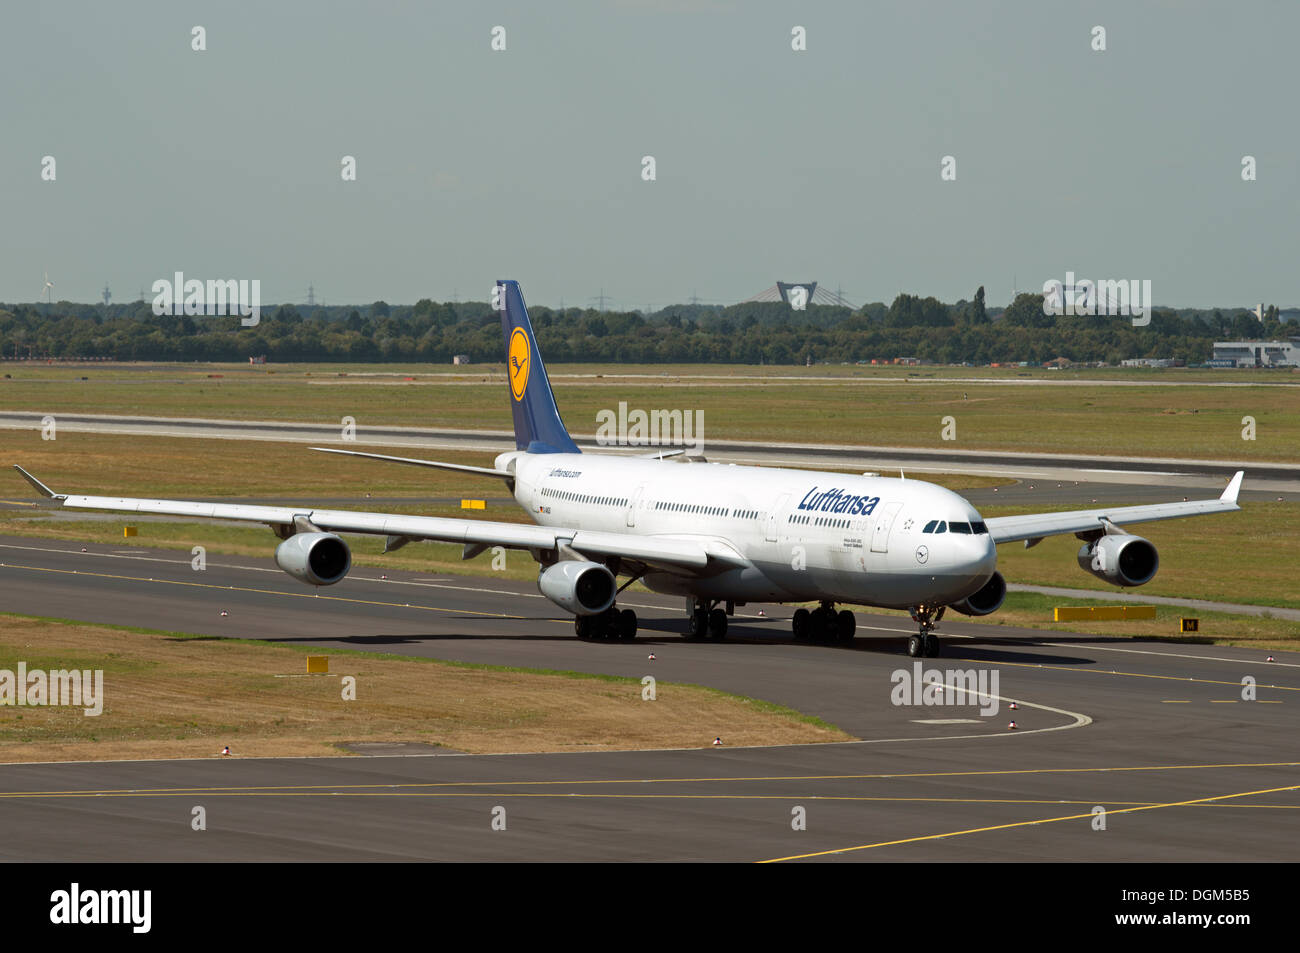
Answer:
(0, 292, 1290, 365)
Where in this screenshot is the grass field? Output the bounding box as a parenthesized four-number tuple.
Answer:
(3, 360, 1297, 461)
(0, 614, 848, 762)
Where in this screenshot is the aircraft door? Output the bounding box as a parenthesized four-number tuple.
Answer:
(870, 501, 903, 553)
(765, 493, 790, 542)
(626, 484, 645, 527)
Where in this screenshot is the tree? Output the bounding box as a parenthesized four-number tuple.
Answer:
(971, 285, 987, 325)
(274, 304, 302, 326)
(1001, 292, 1053, 328)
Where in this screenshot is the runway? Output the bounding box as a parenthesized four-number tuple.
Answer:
(2, 535, 1298, 862)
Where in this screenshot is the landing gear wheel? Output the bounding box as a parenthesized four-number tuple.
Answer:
(708, 608, 728, 640)
(599, 608, 621, 639)
(836, 610, 856, 644)
(688, 608, 708, 639)
(792, 608, 810, 640)
(907, 635, 924, 658)
(806, 607, 825, 643)
(923, 634, 940, 657)
(618, 608, 637, 641)
(820, 610, 838, 643)
(575, 616, 592, 639)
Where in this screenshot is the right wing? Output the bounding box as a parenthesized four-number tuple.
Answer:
(985, 471, 1244, 546)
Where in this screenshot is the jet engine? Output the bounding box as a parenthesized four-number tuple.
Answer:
(275, 532, 352, 586)
(537, 560, 616, 616)
(1077, 534, 1159, 587)
(949, 571, 1006, 617)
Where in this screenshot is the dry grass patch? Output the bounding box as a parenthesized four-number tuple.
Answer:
(0, 615, 849, 763)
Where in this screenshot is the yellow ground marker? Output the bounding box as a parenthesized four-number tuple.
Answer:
(461, 499, 486, 510)
(759, 780, 1300, 863)
(123, 526, 137, 538)
(306, 656, 329, 674)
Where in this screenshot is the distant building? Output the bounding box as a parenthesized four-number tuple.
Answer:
(453, 354, 471, 365)
(248, 355, 266, 365)
(1211, 340, 1300, 368)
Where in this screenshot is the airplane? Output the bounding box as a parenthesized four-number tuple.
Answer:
(12, 279, 1244, 658)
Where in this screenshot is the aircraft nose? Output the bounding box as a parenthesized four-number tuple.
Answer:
(955, 534, 997, 576)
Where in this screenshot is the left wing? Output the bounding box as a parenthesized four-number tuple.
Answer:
(11, 465, 745, 574)
(985, 471, 1243, 546)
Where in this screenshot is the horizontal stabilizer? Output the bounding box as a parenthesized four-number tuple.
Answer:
(311, 447, 512, 480)
(638, 449, 686, 460)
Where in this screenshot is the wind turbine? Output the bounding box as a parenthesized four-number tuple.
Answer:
(42, 271, 54, 304)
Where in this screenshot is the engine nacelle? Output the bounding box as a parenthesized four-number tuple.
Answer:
(949, 571, 1006, 617)
(275, 532, 352, 586)
(537, 560, 616, 616)
(1077, 534, 1159, 587)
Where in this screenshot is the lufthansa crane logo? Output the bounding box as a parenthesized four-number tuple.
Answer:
(508, 327, 530, 401)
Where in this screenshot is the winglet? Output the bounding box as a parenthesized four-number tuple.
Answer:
(1220, 470, 1244, 504)
(12, 465, 63, 500)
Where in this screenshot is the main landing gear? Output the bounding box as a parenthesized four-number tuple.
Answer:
(575, 605, 638, 641)
(907, 605, 945, 658)
(685, 598, 730, 640)
(791, 602, 856, 644)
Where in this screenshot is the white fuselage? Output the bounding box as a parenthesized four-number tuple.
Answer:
(497, 451, 997, 610)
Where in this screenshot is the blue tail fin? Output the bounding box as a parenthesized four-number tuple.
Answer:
(497, 280, 579, 454)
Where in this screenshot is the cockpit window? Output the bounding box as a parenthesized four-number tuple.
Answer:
(949, 521, 972, 534)
(922, 520, 937, 533)
(972, 521, 988, 534)
(934, 521, 946, 534)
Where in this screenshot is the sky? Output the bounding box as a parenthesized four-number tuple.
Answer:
(1, 1, 1296, 310)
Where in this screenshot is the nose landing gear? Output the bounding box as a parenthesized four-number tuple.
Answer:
(907, 605, 945, 657)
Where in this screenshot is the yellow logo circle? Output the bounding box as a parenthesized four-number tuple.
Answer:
(508, 328, 530, 401)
